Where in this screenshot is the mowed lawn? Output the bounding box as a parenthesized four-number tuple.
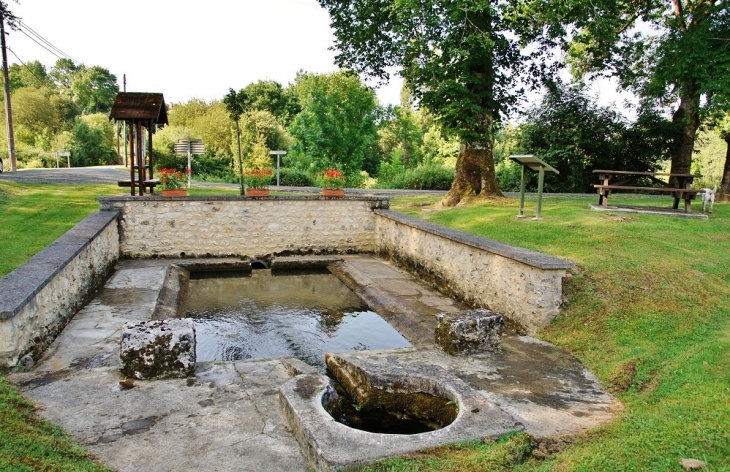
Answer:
(1, 182, 729, 471)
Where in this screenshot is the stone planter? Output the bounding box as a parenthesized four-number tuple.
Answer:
(322, 188, 345, 197)
(161, 189, 187, 197)
(246, 188, 270, 197)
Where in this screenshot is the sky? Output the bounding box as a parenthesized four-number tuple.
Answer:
(6, 0, 405, 106)
(5, 0, 634, 117)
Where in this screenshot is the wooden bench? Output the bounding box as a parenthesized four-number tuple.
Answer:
(118, 179, 160, 193)
(592, 170, 704, 213)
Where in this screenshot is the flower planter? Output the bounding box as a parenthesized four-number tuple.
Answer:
(322, 188, 345, 197)
(161, 189, 187, 197)
(246, 188, 270, 197)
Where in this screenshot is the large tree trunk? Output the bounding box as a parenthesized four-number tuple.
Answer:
(668, 83, 701, 187)
(442, 138, 503, 207)
(720, 133, 730, 201)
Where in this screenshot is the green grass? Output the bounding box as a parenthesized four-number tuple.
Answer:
(378, 194, 730, 471)
(1, 184, 729, 471)
(0, 182, 121, 278)
(0, 376, 113, 472)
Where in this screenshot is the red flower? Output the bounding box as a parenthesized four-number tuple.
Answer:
(317, 169, 347, 189)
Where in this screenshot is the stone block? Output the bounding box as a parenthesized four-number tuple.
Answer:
(120, 319, 196, 379)
(434, 309, 503, 355)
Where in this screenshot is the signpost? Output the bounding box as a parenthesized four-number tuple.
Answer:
(269, 150, 287, 187)
(509, 154, 559, 220)
(55, 151, 70, 168)
(174, 139, 205, 188)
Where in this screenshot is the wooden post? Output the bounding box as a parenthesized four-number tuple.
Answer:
(137, 122, 145, 196)
(147, 124, 154, 181)
(129, 121, 135, 196)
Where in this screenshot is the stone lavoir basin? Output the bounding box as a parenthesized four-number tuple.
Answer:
(114, 255, 618, 471)
(176, 265, 411, 367)
(2, 197, 621, 471)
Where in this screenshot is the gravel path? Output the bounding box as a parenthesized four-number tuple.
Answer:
(0, 166, 128, 185)
(0, 166, 597, 198)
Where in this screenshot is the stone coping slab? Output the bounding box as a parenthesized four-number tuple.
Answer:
(0, 211, 119, 319)
(98, 195, 391, 206)
(375, 209, 575, 270)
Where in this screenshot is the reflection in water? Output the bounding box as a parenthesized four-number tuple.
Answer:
(184, 270, 411, 368)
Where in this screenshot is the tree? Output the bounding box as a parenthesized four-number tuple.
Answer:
(72, 115, 116, 166)
(11, 87, 60, 134)
(7, 61, 50, 91)
(0, 1, 18, 28)
(289, 71, 378, 183)
(521, 0, 730, 185)
(318, 0, 530, 205)
(378, 106, 424, 169)
(189, 101, 231, 157)
(517, 80, 671, 192)
(50, 93, 80, 129)
(239, 80, 301, 127)
(49, 58, 79, 94)
(223, 88, 248, 194)
(71, 65, 118, 114)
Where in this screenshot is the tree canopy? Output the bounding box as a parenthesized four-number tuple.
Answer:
(318, 0, 531, 204)
(519, 0, 730, 183)
(514, 80, 672, 193)
(289, 70, 378, 183)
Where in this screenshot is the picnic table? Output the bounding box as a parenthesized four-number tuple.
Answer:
(592, 170, 704, 213)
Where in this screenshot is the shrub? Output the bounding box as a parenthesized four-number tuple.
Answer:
(16, 144, 56, 168)
(278, 168, 314, 187)
(383, 164, 454, 190)
(192, 155, 236, 182)
(496, 159, 523, 192)
(153, 153, 186, 172)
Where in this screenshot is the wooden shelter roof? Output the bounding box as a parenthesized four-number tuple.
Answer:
(109, 92, 168, 125)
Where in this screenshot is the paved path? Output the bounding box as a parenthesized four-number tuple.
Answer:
(0, 166, 601, 199)
(0, 166, 128, 184)
(0, 166, 449, 196)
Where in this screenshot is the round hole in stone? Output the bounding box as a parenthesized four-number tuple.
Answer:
(322, 374, 458, 435)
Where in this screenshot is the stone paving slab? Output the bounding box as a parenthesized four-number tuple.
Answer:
(331, 255, 467, 348)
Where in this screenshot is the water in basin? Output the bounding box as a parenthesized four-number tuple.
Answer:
(184, 268, 411, 368)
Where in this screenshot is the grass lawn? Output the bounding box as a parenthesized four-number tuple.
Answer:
(1, 182, 729, 471)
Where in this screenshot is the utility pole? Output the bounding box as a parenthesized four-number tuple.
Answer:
(0, 11, 16, 171)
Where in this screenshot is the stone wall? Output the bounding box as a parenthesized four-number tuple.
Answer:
(97, 196, 389, 258)
(374, 210, 574, 335)
(0, 197, 575, 368)
(0, 211, 119, 367)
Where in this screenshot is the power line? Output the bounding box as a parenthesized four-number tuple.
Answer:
(15, 29, 64, 61)
(16, 20, 77, 64)
(18, 20, 76, 62)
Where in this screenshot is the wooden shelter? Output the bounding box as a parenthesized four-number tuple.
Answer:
(109, 92, 168, 195)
